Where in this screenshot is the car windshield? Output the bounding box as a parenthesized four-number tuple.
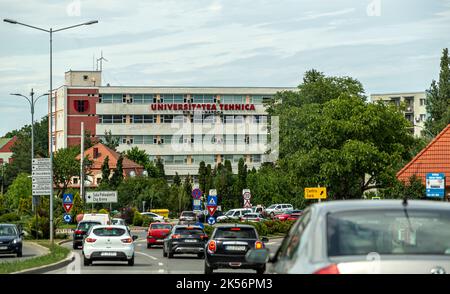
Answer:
(327, 209, 450, 256)
(225, 210, 235, 216)
(151, 224, 172, 230)
(93, 227, 126, 237)
(214, 227, 257, 239)
(267, 205, 277, 209)
(77, 222, 101, 231)
(0, 225, 17, 236)
(175, 227, 204, 235)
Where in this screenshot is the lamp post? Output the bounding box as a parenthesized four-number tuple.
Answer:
(4, 18, 98, 245)
(413, 124, 435, 138)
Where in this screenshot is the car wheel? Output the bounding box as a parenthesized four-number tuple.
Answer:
(73, 243, 78, 250)
(147, 243, 151, 249)
(197, 252, 205, 259)
(128, 256, 135, 266)
(204, 261, 213, 274)
(256, 265, 266, 275)
(83, 255, 91, 266)
(17, 250, 22, 258)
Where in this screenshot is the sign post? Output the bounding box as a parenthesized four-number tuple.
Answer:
(426, 173, 445, 199)
(242, 189, 252, 208)
(206, 189, 218, 225)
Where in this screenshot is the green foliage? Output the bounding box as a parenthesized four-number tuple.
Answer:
(125, 147, 149, 167)
(100, 156, 110, 186)
(173, 172, 181, 186)
(0, 212, 20, 223)
(98, 208, 109, 214)
(53, 146, 83, 197)
(142, 216, 154, 228)
(101, 130, 119, 151)
(155, 158, 165, 178)
(4, 173, 31, 212)
(133, 210, 143, 226)
(378, 175, 426, 200)
(110, 155, 124, 188)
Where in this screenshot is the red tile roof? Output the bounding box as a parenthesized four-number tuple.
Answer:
(397, 124, 450, 186)
(76, 143, 143, 170)
(0, 136, 18, 153)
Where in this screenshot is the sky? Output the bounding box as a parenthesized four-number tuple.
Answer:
(0, 0, 450, 136)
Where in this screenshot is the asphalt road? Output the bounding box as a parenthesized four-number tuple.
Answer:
(46, 231, 283, 274)
(0, 241, 49, 263)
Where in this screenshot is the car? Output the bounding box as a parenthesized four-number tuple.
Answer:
(72, 220, 102, 249)
(82, 225, 138, 266)
(205, 224, 268, 274)
(81, 213, 111, 225)
(274, 210, 303, 221)
(246, 200, 450, 274)
(240, 213, 265, 223)
(111, 218, 126, 226)
(147, 222, 172, 248)
(251, 205, 265, 215)
(163, 225, 208, 259)
(179, 211, 197, 224)
(198, 210, 223, 223)
(287, 211, 303, 221)
(265, 204, 293, 218)
(0, 224, 23, 257)
(216, 208, 252, 222)
(141, 212, 165, 222)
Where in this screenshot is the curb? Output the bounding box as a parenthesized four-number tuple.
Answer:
(11, 241, 75, 274)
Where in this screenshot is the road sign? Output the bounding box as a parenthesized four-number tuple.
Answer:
(304, 187, 327, 199)
(63, 214, 72, 223)
(86, 191, 118, 203)
(242, 189, 251, 200)
(207, 216, 216, 225)
(243, 199, 252, 208)
(426, 173, 445, 198)
(32, 158, 51, 195)
(32, 170, 51, 176)
(32, 158, 51, 164)
(192, 188, 202, 200)
(207, 195, 218, 206)
(63, 203, 73, 213)
(209, 189, 217, 196)
(63, 193, 74, 204)
(207, 205, 217, 216)
(193, 199, 202, 211)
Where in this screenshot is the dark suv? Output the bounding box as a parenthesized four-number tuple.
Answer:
(0, 224, 23, 257)
(163, 225, 208, 258)
(72, 221, 101, 249)
(204, 224, 268, 274)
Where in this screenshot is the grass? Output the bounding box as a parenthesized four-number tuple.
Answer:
(0, 240, 70, 274)
(57, 224, 77, 229)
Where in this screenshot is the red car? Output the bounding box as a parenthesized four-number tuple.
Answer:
(275, 210, 303, 221)
(147, 222, 173, 248)
(287, 211, 303, 221)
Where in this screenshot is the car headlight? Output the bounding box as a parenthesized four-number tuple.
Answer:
(12, 238, 19, 244)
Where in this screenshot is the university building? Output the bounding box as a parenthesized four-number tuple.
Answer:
(51, 70, 294, 176)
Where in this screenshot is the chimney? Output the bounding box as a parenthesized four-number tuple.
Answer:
(93, 147, 99, 159)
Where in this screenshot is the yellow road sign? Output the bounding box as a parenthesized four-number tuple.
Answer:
(304, 187, 327, 199)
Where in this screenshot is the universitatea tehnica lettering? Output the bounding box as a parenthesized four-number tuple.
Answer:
(150, 103, 256, 111)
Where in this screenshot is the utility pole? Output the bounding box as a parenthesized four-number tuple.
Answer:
(80, 122, 84, 207)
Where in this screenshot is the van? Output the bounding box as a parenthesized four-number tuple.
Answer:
(265, 204, 293, 217)
(216, 208, 252, 222)
(81, 213, 111, 225)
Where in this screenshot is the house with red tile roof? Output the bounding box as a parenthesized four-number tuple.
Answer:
(0, 136, 18, 165)
(71, 142, 144, 188)
(397, 124, 450, 199)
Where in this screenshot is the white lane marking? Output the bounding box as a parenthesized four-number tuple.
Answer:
(158, 269, 165, 273)
(158, 262, 164, 266)
(135, 251, 158, 260)
(137, 244, 142, 247)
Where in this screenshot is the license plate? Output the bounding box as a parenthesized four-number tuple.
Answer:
(226, 246, 246, 251)
(0, 246, 7, 250)
(101, 252, 117, 256)
(184, 239, 197, 243)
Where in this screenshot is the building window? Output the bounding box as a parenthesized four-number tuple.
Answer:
(161, 115, 173, 123)
(73, 177, 79, 185)
(420, 98, 427, 106)
(420, 114, 426, 121)
(83, 75, 88, 81)
(251, 154, 261, 163)
(74, 100, 89, 112)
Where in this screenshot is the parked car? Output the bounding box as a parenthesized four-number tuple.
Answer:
(216, 208, 252, 222)
(179, 211, 197, 224)
(205, 224, 268, 274)
(274, 210, 303, 221)
(73, 220, 102, 249)
(0, 224, 23, 257)
(82, 225, 138, 266)
(163, 225, 208, 259)
(265, 204, 293, 217)
(287, 211, 303, 221)
(251, 205, 266, 215)
(246, 200, 450, 274)
(240, 213, 265, 223)
(81, 213, 111, 225)
(111, 218, 126, 226)
(141, 212, 165, 222)
(147, 222, 172, 248)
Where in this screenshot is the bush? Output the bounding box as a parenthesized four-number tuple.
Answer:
(133, 211, 143, 226)
(141, 216, 154, 228)
(204, 225, 215, 237)
(120, 207, 136, 225)
(26, 215, 50, 239)
(0, 212, 20, 223)
(98, 208, 109, 215)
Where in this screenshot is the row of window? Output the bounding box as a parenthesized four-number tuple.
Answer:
(98, 115, 268, 124)
(99, 94, 272, 105)
(147, 154, 262, 165)
(99, 134, 267, 145)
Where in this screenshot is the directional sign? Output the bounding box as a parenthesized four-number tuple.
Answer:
(63, 214, 72, 223)
(32, 158, 52, 196)
(207, 216, 216, 225)
(32, 170, 51, 176)
(207, 205, 217, 216)
(426, 173, 445, 198)
(32, 158, 51, 164)
(304, 187, 327, 200)
(63, 203, 73, 213)
(192, 188, 202, 200)
(207, 195, 218, 206)
(63, 194, 74, 204)
(209, 189, 217, 196)
(33, 189, 51, 196)
(86, 191, 118, 203)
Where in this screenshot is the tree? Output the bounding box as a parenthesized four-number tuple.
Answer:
(70, 192, 84, 221)
(145, 161, 159, 178)
(183, 175, 192, 203)
(4, 173, 31, 212)
(101, 130, 119, 151)
(125, 147, 149, 167)
(379, 175, 425, 200)
(198, 161, 207, 193)
(53, 146, 82, 198)
(205, 164, 213, 195)
(173, 172, 181, 186)
(83, 130, 97, 150)
(110, 155, 124, 188)
(100, 156, 111, 187)
(425, 48, 450, 136)
(155, 158, 165, 178)
(235, 158, 248, 206)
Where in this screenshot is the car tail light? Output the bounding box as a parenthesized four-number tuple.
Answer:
(230, 227, 241, 231)
(74, 230, 84, 235)
(121, 238, 133, 243)
(85, 238, 97, 243)
(255, 241, 263, 249)
(208, 240, 216, 253)
(171, 234, 181, 239)
(313, 264, 340, 274)
(200, 234, 208, 240)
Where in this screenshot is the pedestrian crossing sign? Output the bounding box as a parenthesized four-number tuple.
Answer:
(63, 193, 74, 204)
(207, 196, 217, 206)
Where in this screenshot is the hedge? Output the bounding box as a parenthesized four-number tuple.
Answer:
(204, 220, 295, 237)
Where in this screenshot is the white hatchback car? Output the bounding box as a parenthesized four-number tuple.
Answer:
(82, 225, 137, 266)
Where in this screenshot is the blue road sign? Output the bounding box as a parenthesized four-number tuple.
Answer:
(192, 188, 202, 200)
(207, 216, 216, 225)
(63, 193, 74, 204)
(195, 222, 205, 229)
(207, 195, 218, 206)
(193, 199, 202, 211)
(426, 173, 445, 198)
(63, 213, 72, 223)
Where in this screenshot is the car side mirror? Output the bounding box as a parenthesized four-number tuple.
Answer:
(261, 237, 269, 243)
(132, 235, 138, 241)
(245, 248, 269, 264)
(20, 232, 24, 237)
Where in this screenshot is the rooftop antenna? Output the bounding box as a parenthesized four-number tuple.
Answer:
(96, 51, 108, 71)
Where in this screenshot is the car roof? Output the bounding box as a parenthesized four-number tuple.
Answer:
(150, 222, 172, 225)
(173, 224, 203, 229)
(215, 224, 257, 229)
(90, 224, 128, 229)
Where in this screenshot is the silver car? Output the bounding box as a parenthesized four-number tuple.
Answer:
(247, 200, 450, 274)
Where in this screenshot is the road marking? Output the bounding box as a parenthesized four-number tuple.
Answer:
(135, 251, 158, 260)
(158, 262, 164, 266)
(158, 269, 165, 273)
(137, 244, 142, 247)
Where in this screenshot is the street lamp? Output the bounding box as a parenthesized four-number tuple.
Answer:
(4, 18, 98, 245)
(412, 124, 435, 138)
